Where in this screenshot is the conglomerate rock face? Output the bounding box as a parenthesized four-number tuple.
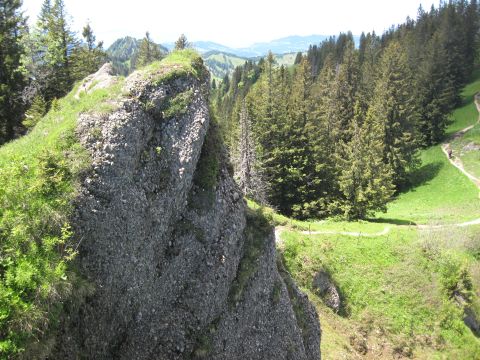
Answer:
(52, 59, 321, 360)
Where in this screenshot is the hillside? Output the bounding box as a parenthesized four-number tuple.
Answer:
(202, 51, 249, 81)
(0, 50, 320, 359)
(271, 71, 480, 359)
(106, 36, 169, 75)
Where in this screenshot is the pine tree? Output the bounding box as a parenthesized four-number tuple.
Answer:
(287, 57, 316, 218)
(47, 0, 77, 95)
(71, 23, 107, 80)
(463, 0, 479, 77)
(357, 32, 381, 115)
(23, 0, 78, 103)
(0, 0, 26, 144)
(415, 31, 453, 145)
(369, 41, 419, 188)
(337, 103, 394, 219)
(333, 40, 359, 141)
(135, 32, 163, 68)
(309, 54, 342, 214)
(175, 33, 190, 50)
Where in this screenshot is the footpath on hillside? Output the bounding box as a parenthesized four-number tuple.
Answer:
(275, 95, 480, 241)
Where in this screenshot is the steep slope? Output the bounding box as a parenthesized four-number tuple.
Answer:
(48, 50, 320, 359)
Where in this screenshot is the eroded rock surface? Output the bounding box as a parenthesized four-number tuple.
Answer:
(53, 61, 321, 359)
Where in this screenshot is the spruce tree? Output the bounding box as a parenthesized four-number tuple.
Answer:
(71, 23, 107, 80)
(175, 33, 190, 50)
(135, 32, 163, 68)
(23, 0, 78, 103)
(369, 41, 419, 188)
(415, 32, 452, 145)
(333, 40, 359, 141)
(0, 0, 26, 144)
(286, 57, 315, 218)
(309, 54, 342, 214)
(337, 103, 394, 219)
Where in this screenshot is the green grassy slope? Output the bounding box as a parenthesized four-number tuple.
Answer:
(203, 51, 248, 82)
(377, 145, 480, 224)
(446, 69, 480, 135)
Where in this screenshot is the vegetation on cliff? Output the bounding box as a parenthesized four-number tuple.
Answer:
(0, 49, 204, 358)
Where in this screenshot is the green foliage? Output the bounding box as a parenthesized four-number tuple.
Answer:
(274, 68, 480, 358)
(24, 0, 78, 102)
(336, 102, 395, 219)
(162, 89, 194, 118)
(174, 33, 190, 51)
(0, 0, 27, 144)
(70, 23, 107, 81)
(212, 1, 477, 221)
(134, 32, 163, 69)
(0, 78, 122, 357)
(22, 95, 47, 130)
(369, 41, 420, 188)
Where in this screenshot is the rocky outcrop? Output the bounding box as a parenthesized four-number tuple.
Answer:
(312, 271, 341, 313)
(52, 55, 320, 359)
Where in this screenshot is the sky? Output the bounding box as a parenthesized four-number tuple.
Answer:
(21, 0, 438, 48)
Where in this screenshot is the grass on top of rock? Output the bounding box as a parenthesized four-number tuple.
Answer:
(0, 78, 123, 357)
(140, 49, 208, 85)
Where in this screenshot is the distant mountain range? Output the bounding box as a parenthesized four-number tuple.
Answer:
(163, 34, 360, 57)
(107, 34, 360, 80)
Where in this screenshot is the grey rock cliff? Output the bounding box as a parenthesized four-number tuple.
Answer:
(53, 60, 321, 359)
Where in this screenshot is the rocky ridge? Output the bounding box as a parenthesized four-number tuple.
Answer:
(52, 53, 320, 359)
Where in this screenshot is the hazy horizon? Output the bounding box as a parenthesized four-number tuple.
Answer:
(21, 0, 438, 48)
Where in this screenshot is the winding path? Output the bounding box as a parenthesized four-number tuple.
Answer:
(275, 103, 480, 242)
(441, 126, 480, 187)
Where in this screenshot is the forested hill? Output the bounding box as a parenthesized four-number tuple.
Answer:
(107, 36, 169, 75)
(213, 0, 479, 220)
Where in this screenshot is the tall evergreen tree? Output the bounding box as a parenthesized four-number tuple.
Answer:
(134, 32, 163, 68)
(0, 0, 26, 144)
(369, 41, 419, 188)
(175, 33, 190, 50)
(71, 23, 107, 80)
(415, 31, 454, 145)
(23, 0, 77, 103)
(337, 103, 394, 219)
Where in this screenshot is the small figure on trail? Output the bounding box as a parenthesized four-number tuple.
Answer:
(447, 147, 453, 159)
